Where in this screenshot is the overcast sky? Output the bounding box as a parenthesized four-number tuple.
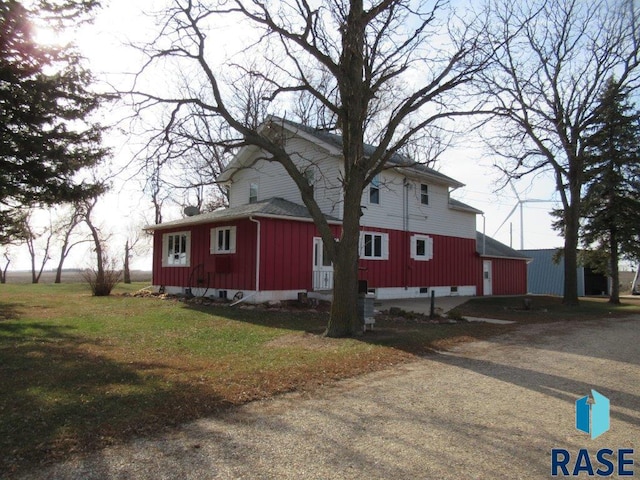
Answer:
(8, 0, 567, 271)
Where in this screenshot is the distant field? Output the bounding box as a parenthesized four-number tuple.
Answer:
(3, 270, 152, 284)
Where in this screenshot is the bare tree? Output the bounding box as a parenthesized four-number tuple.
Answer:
(123, 221, 151, 284)
(133, 63, 272, 219)
(478, 0, 640, 305)
(54, 202, 91, 283)
(24, 211, 54, 284)
(82, 196, 121, 295)
(132, 0, 489, 336)
(149, 165, 167, 225)
(0, 251, 10, 284)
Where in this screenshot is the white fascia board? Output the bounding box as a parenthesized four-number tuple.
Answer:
(144, 212, 342, 232)
(393, 166, 465, 189)
(449, 203, 484, 215)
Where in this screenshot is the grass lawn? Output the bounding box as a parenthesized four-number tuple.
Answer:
(0, 282, 504, 475)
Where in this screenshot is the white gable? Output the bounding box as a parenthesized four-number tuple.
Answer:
(219, 118, 479, 239)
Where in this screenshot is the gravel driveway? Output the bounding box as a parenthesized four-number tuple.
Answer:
(18, 317, 640, 479)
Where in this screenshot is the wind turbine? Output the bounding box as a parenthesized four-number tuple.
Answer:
(493, 183, 550, 250)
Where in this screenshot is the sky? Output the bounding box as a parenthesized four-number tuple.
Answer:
(7, 0, 568, 272)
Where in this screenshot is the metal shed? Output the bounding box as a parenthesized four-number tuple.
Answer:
(520, 249, 609, 296)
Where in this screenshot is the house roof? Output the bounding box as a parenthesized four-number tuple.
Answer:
(145, 197, 341, 231)
(218, 117, 465, 188)
(449, 198, 484, 215)
(476, 232, 531, 260)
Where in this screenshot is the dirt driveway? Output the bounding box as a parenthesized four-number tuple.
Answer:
(19, 317, 640, 479)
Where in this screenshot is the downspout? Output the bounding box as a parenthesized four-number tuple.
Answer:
(403, 178, 409, 289)
(482, 214, 486, 255)
(249, 216, 261, 294)
(233, 216, 261, 307)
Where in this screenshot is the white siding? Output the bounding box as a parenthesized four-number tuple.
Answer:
(228, 137, 343, 219)
(226, 135, 476, 239)
(360, 169, 476, 239)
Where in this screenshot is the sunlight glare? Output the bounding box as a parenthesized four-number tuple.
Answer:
(32, 23, 73, 49)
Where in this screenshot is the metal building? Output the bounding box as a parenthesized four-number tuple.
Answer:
(520, 249, 609, 296)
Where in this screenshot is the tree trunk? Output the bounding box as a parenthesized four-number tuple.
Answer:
(124, 241, 131, 284)
(562, 198, 580, 306)
(325, 177, 364, 337)
(86, 216, 105, 286)
(54, 265, 63, 283)
(0, 256, 8, 284)
(326, 250, 360, 337)
(324, 0, 368, 338)
(609, 227, 620, 304)
(55, 243, 67, 283)
(55, 237, 72, 284)
(31, 254, 38, 284)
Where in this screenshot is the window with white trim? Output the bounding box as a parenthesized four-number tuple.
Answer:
(163, 231, 190, 266)
(211, 226, 237, 254)
(411, 234, 433, 261)
(304, 168, 315, 196)
(369, 175, 380, 204)
(420, 184, 429, 205)
(360, 231, 388, 260)
(249, 181, 258, 204)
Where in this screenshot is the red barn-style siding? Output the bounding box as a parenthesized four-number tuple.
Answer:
(357, 228, 481, 289)
(151, 216, 528, 298)
(259, 218, 341, 291)
(482, 257, 528, 295)
(152, 219, 258, 291)
(152, 217, 342, 294)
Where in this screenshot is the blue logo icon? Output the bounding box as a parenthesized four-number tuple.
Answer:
(575, 390, 610, 439)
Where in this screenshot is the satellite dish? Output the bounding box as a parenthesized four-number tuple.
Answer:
(184, 206, 200, 217)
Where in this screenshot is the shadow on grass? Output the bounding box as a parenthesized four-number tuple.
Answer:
(0, 302, 23, 321)
(184, 301, 512, 356)
(186, 297, 640, 367)
(186, 302, 331, 334)
(0, 321, 230, 477)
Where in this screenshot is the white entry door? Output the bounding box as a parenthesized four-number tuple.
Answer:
(483, 260, 493, 296)
(312, 237, 333, 291)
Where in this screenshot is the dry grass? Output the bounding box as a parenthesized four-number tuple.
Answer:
(0, 282, 503, 476)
